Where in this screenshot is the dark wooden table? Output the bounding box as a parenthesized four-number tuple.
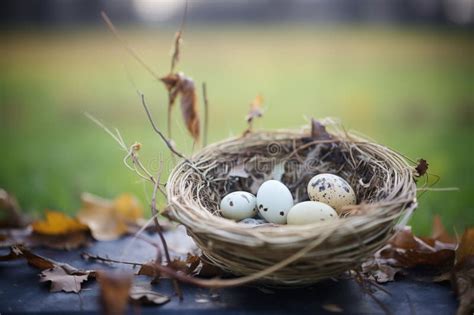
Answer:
(0, 233, 458, 315)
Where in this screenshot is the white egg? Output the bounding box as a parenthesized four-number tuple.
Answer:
(307, 173, 356, 214)
(287, 201, 338, 225)
(256, 180, 294, 224)
(220, 191, 257, 220)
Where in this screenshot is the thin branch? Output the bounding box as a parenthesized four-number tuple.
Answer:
(170, 0, 188, 73)
(139, 93, 190, 163)
(101, 11, 161, 82)
(202, 82, 209, 147)
(150, 161, 182, 299)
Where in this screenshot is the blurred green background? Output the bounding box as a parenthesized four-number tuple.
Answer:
(1, 25, 473, 234)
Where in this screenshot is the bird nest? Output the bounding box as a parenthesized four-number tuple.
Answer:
(166, 121, 418, 286)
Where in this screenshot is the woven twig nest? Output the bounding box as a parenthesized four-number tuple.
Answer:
(166, 121, 418, 286)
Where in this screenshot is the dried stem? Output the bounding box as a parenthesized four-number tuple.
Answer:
(139, 93, 190, 163)
(101, 11, 161, 82)
(150, 161, 182, 299)
(202, 82, 209, 147)
(170, 0, 188, 74)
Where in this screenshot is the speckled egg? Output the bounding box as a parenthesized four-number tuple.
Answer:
(220, 191, 257, 220)
(307, 173, 356, 213)
(287, 201, 338, 225)
(256, 180, 294, 224)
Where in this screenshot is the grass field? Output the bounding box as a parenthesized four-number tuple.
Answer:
(1, 25, 473, 234)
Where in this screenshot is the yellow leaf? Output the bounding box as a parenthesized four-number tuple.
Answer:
(113, 193, 143, 222)
(32, 211, 88, 235)
(77, 193, 143, 241)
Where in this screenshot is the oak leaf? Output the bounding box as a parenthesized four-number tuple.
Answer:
(39, 265, 90, 293)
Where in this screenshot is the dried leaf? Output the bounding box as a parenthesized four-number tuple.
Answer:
(432, 214, 456, 244)
(113, 193, 143, 221)
(138, 262, 161, 283)
(455, 228, 474, 265)
(452, 228, 474, 315)
(161, 73, 200, 142)
(77, 193, 143, 241)
(32, 211, 88, 235)
(363, 226, 458, 283)
(310, 118, 331, 140)
(415, 159, 428, 177)
(28, 231, 91, 250)
(1, 245, 94, 292)
(129, 283, 170, 305)
(452, 257, 474, 315)
(0, 188, 29, 228)
(97, 271, 132, 315)
(246, 94, 263, 124)
(39, 266, 89, 293)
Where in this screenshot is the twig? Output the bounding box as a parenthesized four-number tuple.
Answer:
(100, 11, 161, 82)
(354, 271, 393, 315)
(150, 161, 182, 299)
(139, 93, 190, 163)
(170, 0, 188, 73)
(85, 113, 166, 190)
(202, 82, 209, 147)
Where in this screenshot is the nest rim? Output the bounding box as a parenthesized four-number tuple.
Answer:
(166, 121, 418, 284)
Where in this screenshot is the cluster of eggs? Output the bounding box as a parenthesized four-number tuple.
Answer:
(220, 173, 357, 225)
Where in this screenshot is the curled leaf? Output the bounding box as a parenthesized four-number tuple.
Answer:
(161, 73, 200, 142)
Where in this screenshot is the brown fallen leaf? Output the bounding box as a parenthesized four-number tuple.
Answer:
(1, 245, 94, 292)
(161, 73, 200, 142)
(0, 188, 30, 228)
(40, 265, 90, 293)
(27, 231, 91, 251)
(32, 211, 88, 235)
(97, 270, 132, 315)
(451, 228, 474, 315)
(77, 192, 144, 241)
(455, 228, 474, 265)
(138, 262, 161, 283)
(362, 220, 458, 283)
(431, 214, 457, 244)
(129, 282, 170, 305)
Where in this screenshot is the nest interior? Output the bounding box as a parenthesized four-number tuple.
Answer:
(167, 125, 418, 285)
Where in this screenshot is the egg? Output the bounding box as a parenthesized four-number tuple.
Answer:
(287, 201, 338, 225)
(307, 173, 356, 213)
(256, 180, 294, 224)
(220, 191, 257, 220)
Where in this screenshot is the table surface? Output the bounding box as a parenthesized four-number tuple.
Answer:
(0, 232, 459, 315)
